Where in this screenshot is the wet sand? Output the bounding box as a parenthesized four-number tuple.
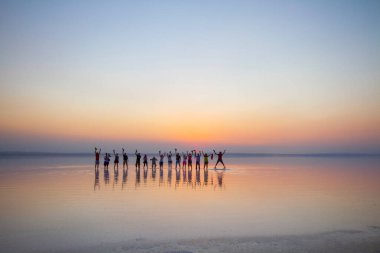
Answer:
(53, 226, 380, 253)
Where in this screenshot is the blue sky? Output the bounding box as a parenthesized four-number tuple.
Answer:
(0, 0, 379, 153)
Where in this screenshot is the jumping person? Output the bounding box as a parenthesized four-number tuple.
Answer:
(122, 148, 128, 169)
(213, 149, 226, 169)
(202, 151, 210, 170)
(94, 147, 101, 169)
(174, 148, 181, 169)
(159, 151, 165, 170)
(143, 154, 148, 169)
(135, 150, 141, 169)
(113, 149, 119, 169)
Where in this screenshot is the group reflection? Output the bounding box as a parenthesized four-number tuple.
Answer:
(94, 166, 226, 191)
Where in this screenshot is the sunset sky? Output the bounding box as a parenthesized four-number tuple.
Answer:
(1, 0, 379, 153)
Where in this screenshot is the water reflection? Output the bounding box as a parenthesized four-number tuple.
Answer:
(95, 167, 224, 191)
(94, 168, 100, 190)
(122, 168, 128, 189)
(135, 168, 140, 188)
(216, 171, 225, 189)
(104, 168, 110, 185)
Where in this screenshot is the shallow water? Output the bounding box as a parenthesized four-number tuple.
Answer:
(0, 155, 379, 252)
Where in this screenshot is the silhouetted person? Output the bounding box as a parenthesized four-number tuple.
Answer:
(202, 151, 210, 170)
(104, 153, 111, 170)
(182, 152, 187, 169)
(213, 150, 226, 169)
(113, 149, 119, 169)
(135, 150, 141, 169)
(150, 156, 157, 170)
(94, 147, 101, 169)
(159, 151, 165, 170)
(143, 154, 148, 169)
(174, 148, 181, 169)
(167, 151, 173, 169)
(187, 151, 193, 170)
(122, 148, 128, 169)
(194, 150, 201, 170)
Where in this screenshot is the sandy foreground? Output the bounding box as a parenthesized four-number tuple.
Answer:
(50, 226, 380, 253)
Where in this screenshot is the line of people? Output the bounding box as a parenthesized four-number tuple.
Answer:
(94, 148, 226, 170)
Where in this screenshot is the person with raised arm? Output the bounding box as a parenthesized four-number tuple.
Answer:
(94, 147, 101, 170)
(143, 154, 148, 169)
(194, 150, 201, 170)
(122, 148, 128, 169)
(202, 151, 211, 170)
(113, 149, 119, 169)
(135, 150, 141, 169)
(213, 149, 226, 169)
(159, 151, 166, 170)
(187, 151, 193, 170)
(174, 148, 181, 169)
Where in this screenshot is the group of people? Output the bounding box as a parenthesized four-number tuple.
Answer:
(94, 148, 226, 170)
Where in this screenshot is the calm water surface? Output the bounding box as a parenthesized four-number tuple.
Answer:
(0, 155, 379, 252)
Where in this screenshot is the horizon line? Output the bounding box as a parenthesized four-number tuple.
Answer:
(0, 151, 379, 158)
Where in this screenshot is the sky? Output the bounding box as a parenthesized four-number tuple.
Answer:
(0, 0, 380, 153)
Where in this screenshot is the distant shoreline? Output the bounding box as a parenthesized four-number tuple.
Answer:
(0, 151, 379, 158)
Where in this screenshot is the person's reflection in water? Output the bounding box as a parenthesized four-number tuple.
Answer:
(104, 167, 110, 185)
(216, 171, 225, 189)
(135, 167, 141, 188)
(152, 167, 156, 181)
(113, 167, 119, 186)
(196, 168, 201, 186)
(159, 167, 164, 187)
(167, 167, 172, 187)
(175, 168, 180, 188)
(143, 167, 148, 185)
(187, 167, 192, 187)
(94, 167, 100, 190)
(122, 167, 128, 190)
(203, 168, 208, 186)
(182, 167, 187, 184)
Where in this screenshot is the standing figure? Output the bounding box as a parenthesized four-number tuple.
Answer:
(159, 151, 166, 170)
(202, 151, 210, 170)
(187, 151, 193, 170)
(175, 148, 181, 169)
(94, 147, 101, 170)
(213, 150, 226, 169)
(182, 152, 187, 169)
(135, 150, 141, 169)
(104, 153, 111, 170)
(194, 150, 201, 170)
(143, 154, 148, 169)
(122, 148, 128, 169)
(113, 149, 119, 169)
(167, 151, 173, 169)
(150, 156, 157, 170)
